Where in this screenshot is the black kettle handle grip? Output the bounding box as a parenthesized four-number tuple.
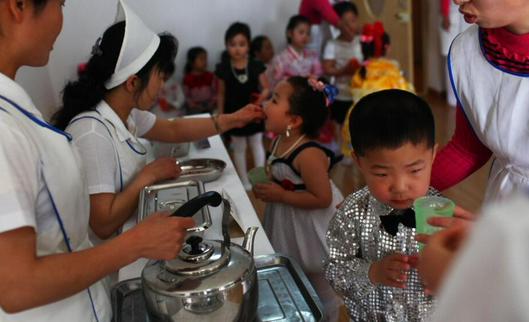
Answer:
(171, 191, 223, 217)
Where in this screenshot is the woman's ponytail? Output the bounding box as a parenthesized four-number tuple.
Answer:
(53, 22, 125, 129)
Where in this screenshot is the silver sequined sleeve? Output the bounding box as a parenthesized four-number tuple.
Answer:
(324, 189, 376, 300)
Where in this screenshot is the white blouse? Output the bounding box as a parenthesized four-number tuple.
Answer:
(0, 72, 111, 321)
(66, 101, 156, 194)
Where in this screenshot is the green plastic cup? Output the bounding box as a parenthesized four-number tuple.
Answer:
(414, 196, 455, 236)
(247, 167, 270, 186)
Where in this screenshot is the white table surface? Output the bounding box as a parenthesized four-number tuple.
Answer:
(119, 129, 275, 281)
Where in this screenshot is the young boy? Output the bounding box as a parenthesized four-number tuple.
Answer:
(325, 89, 438, 321)
(322, 2, 362, 128)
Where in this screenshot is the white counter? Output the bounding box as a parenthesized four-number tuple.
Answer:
(119, 131, 275, 281)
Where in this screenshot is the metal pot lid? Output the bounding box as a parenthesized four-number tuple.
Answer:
(142, 240, 256, 295)
(164, 237, 230, 276)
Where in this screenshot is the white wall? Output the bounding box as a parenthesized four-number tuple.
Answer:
(424, 0, 444, 93)
(17, 0, 301, 119)
(15, 66, 56, 117)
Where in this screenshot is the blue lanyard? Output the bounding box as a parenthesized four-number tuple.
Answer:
(69, 115, 124, 192)
(0, 94, 72, 141)
(0, 95, 100, 322)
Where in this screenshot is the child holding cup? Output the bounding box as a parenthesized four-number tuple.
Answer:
(324, 89, 453, 321)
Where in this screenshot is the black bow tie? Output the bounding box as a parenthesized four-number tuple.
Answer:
(379, 208, 416, 236)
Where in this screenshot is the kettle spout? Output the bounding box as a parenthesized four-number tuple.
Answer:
(242, 227, 258, 256)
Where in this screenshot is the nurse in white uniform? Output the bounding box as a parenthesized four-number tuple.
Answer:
(0, 0, 195, 321)
(53, 0, 265, 243)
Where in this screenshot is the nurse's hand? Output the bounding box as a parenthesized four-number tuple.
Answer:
(131, 213, 195, 260)
(139, 157, 182, 186)
(415, 206, 475, 244)
(417, 222, 470, 294)
(221, 104, 266, 129)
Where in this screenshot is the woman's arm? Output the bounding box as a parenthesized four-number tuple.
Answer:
(254, 147, 332, 209)
(142, 104, 264, 143)
(0, 214, 194, 313)
(89, 157, 181, 239)
(431, 107, 492, 191)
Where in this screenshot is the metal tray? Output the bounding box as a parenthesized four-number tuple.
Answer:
(138, 180, 211, 232)
(254, 254, 324, 322)
(177, 158, 226, 182)
(111, 254, 324, 322)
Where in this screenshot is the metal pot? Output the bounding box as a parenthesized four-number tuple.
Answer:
(141, 191, 259, 322)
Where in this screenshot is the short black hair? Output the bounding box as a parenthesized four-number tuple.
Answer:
(221, 22, 251, 63)
(225, 22, 251, 44)
(286, 76, 329, 138)
(348, 89, 435, 156)
(286, 15, 310, 44)
(333, 2, 358, 17)
(361, 32, 390, 61)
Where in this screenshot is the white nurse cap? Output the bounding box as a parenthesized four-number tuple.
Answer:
(104, 0, 161, 89)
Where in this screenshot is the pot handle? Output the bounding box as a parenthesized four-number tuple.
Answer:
(171, 191, 223, 217)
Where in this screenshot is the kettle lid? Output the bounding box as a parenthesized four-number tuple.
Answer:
(163, 236, 230, 276)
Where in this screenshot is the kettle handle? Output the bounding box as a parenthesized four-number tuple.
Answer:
(171, 191, 223, 217)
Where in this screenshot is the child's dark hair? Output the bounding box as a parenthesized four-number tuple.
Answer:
(286, 76, 329, 138)
(286, 15, 310, 44)
(53, 21, 178, 130)
(333, 1, 358, 17)
(251, 35, 268, 58)
(348, 89, 435, 156)
(359, 32, 390, 79)
(361, 32, 390, 60)
(225, 22, 251, 44)
(221, 22, 251, 63)
(185, 46, 207, 74)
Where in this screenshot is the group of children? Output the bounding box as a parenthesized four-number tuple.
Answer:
(153, 2, 428, 321)
(157, 2, 379, 190)
(255, 0, 529, 321)
(144, 1, 529, 321)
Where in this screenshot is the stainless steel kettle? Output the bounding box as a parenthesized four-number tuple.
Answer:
(141, 191, 259, 322)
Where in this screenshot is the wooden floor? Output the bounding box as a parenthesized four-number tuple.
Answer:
(239, 91, 489, 321)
